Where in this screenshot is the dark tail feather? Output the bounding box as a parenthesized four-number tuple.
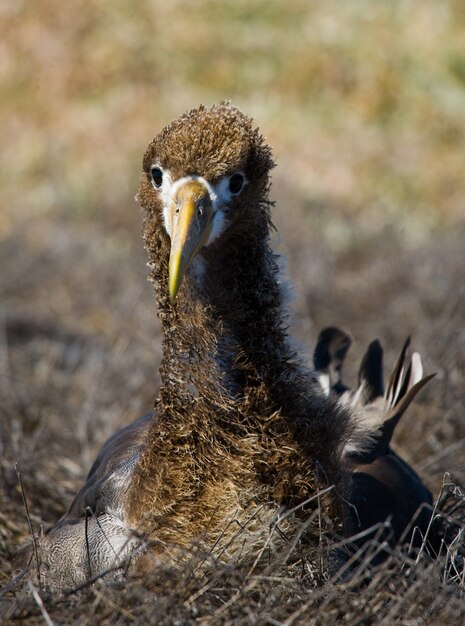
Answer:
(385, 336, 411, 407)
(357, 339, 384, 403)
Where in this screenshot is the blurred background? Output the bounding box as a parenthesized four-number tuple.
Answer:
(1, 0, 465, 568)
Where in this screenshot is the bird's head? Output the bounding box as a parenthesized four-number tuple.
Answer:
(138, 102, 275, 302)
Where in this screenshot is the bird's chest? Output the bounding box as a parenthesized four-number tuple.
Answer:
(129, 413, 321, 553)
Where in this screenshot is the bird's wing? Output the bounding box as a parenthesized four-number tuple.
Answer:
(345, 342, 435, 460)
(313, 329, 434, 459)
(54, 412, 154, 527)
(18, 413, 154, 591)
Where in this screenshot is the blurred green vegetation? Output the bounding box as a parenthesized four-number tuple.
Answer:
(1, 0, 465, 241)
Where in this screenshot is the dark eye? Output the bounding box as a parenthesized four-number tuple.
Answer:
(228, 173, 245, 195)
(150, 166, 163, 188)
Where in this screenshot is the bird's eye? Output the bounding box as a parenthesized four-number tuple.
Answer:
(150, 166, 164, 188)
(228, 173, 245, 195)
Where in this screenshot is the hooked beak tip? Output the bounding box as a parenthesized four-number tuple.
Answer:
(168, 251, 182, 303)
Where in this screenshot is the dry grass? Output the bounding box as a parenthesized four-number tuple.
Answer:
(1, 1, 465, 624)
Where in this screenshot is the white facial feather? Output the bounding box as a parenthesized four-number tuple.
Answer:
(150, 167, 247, 245)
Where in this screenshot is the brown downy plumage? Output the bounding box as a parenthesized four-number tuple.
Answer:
(314, 327, 436, 564)
(19, 103, 351, 592)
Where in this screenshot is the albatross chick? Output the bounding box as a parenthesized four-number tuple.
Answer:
(20, 103, 351, 592)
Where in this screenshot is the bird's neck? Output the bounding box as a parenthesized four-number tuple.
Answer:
(154, 227, 296, 415)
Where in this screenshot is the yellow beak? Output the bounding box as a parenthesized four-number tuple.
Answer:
(168, 180, 214, 302)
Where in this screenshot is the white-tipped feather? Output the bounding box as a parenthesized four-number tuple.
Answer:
(411, 352, 423, 386)
(318, 373, 331, 395)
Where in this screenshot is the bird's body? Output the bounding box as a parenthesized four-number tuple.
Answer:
(313, 327, 435, 563)
(22, 103, 351, 592)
